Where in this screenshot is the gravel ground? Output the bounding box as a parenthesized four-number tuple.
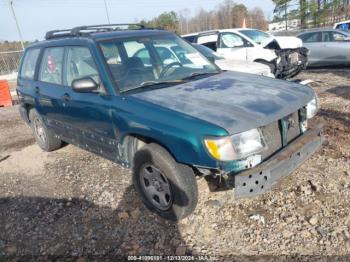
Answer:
(0, 68, 349, 259)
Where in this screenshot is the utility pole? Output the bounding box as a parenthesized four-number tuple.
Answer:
(7, 0, 24, 50)
(103, 0, 111, 24)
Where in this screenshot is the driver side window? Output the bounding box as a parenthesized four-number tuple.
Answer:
(219, 33, 248, 48)
(65, 47, 99, 86)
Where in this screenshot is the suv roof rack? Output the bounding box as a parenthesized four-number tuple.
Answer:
(45, 23, 149, 40)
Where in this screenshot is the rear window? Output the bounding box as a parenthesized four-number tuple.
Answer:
(19, 49, 40, 80)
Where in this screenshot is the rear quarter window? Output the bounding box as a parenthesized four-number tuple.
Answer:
(19, 48, 40, 80)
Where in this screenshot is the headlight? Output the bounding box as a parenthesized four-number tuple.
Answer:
(204, 129, 267, 161)
(306, 95, 319, 119)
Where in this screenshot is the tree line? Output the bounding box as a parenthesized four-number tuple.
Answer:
(139, 0, 268, 34)
(273, 0, 350, 28)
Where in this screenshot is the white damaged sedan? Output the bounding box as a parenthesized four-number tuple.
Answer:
(192, 43, 275, 78)
(183, 28, 309, 79)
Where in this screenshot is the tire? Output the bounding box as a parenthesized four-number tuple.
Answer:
(29, 109, 62, 152)
(132, 143, 198, 221)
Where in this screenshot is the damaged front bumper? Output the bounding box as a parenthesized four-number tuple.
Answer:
(275, 47, 309, 79)
(219, 122, 324, 199)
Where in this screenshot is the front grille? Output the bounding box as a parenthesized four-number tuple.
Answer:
(261, 121, 282, 160)
(286, 111, 300, 143)
(260, 111, 301, 160)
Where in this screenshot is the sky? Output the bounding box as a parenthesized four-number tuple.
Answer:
(0, 0, 274, 41)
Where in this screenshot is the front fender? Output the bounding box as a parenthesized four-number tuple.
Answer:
(111, 96, 229, 168)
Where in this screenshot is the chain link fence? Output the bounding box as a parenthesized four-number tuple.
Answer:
(0, 50, 23, 76)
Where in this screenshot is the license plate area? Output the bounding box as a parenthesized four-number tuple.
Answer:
(234, 169, 272, 198)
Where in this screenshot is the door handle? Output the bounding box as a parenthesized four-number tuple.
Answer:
(62, 93, 71, 102)
(34, 86, 40, 94)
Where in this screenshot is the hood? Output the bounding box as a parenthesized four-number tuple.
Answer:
(215, 59, 272, 77)
(262, 36, 303, 49)
(132, 71, 314, 134)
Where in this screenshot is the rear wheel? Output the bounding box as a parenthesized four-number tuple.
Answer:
(133, 143, 198, 221)
(29, 109, 62, 152)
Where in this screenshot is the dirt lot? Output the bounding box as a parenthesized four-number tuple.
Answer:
(0, 68, 349, 259)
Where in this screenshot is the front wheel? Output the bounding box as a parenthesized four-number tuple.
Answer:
(132, 143, 198, 221)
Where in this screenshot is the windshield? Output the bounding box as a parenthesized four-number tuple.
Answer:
(239, 30, 270, 44)
(99, 33, 219, 92)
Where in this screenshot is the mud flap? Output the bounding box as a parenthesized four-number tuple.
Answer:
(234, 124, 324, 199)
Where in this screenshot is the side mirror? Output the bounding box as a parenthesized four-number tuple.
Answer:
(72, 77, 99, 93)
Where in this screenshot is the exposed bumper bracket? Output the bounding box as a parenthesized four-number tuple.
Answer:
(234, 123, 324, 199)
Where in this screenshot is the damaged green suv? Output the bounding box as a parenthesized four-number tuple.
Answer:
(17, 24, 324, 220)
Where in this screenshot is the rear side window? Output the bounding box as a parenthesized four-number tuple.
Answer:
(65, 47, 99, 86)
(19, 49, 40, 80)
(39, 47, 64, 85)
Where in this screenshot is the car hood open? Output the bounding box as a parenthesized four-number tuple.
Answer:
(132, 71, 315, 134)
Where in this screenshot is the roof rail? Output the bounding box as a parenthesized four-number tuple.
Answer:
(45, 24, 148, 40)
(197, 30, 220, 37)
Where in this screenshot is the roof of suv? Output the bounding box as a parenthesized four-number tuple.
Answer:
(28, 24, 171, 48)
(89, 29, 169, 40)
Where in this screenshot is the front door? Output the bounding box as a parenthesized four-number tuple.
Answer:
(61, 46, 117, 161)
(216, 32, 250, 61)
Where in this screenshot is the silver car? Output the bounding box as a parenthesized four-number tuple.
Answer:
(297, 29, 350, 67)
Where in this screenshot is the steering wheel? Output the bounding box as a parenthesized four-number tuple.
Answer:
(159, 62, 183, 78)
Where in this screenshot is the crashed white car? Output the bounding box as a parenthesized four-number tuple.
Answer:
(182, 28, 309, 79)
(133, 42, 274, 78)
(192, 43, 274, 77)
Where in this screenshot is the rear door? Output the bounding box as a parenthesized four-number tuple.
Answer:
(322, 31, 350, 65)
(36, 46, 68, 130)
(299, 32, 323, 65)
(216, 32, 252, 61)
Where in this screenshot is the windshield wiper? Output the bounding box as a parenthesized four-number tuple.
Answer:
(181, 72, 220, 81)
(122, 80, 185, 93)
